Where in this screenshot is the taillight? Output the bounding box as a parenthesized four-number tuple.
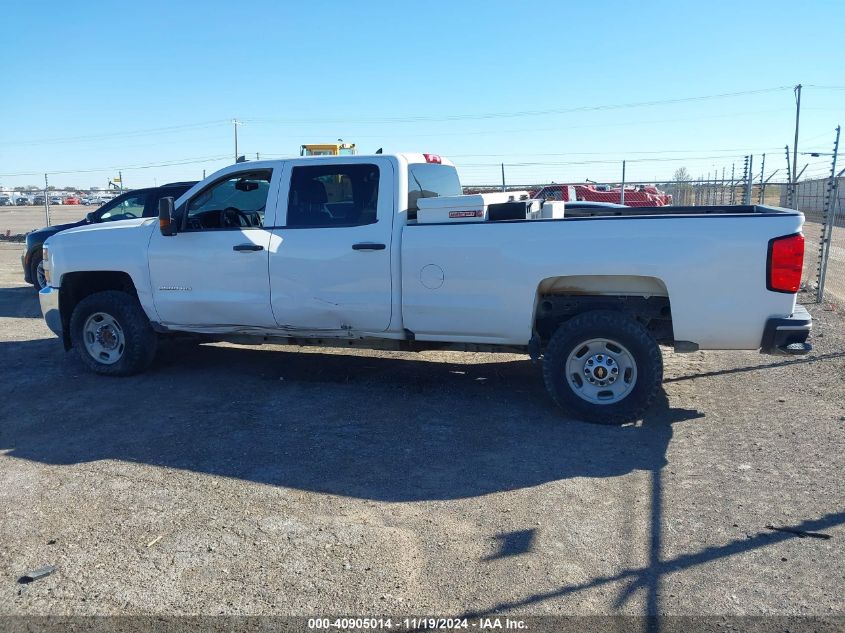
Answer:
(767, 233, 804, 293)
(423, 153, 442, 164)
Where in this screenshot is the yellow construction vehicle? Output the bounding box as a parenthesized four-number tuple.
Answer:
(300, 142, 357, 157)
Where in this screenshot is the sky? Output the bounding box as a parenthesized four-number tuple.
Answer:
(0, 0, 843, 190)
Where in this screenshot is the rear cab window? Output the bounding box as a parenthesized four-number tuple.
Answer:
(407, 163, 462, 220)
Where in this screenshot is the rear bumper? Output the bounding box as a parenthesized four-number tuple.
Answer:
(760, 304, 812, 355)
(39, 286, 62, 338)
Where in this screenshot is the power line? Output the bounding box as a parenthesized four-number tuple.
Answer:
(242, 107, 793, 144)
(244, 86, 792, 125)
(447, 146, 786, 158)
(257, 146, 785, 162)
(0, 148, 797, 180)
(457, 154, 758, 168)
(0, 154, 230, 178)
(0, 120, 230, 148)
(801, 130, 841, 144)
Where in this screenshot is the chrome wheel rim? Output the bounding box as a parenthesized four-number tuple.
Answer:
(36, 261, 47, 289)
(82, 312, 126, 365)
(565, 338, 637, 405)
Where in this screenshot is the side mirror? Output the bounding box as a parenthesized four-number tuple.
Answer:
(86, 211, 96, 223)
(158, 197, 177, 236)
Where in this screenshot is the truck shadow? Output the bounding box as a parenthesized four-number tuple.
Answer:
(5, 338, 841, 624)
(0, 286, 40, 318)
(0, 339, 702, 502)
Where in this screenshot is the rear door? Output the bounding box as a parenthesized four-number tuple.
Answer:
(269, 158, 394, 333)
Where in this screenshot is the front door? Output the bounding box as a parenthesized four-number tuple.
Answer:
(269, 158, 394, 333)
(148, 168, 278, 328)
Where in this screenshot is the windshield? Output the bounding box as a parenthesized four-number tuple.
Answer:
(95, 192, 149, 222)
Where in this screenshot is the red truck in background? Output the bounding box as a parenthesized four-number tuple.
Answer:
(530, 183, 673, 207)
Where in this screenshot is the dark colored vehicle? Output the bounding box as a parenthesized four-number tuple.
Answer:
(16, 197, 31, 206)
(23, 182, 195, 289)
(33, 195, 46, 205)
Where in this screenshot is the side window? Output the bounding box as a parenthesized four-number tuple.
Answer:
(99, 192, 148, 221)
(185, 170, 272, 230)
(286, 164, 379, 228)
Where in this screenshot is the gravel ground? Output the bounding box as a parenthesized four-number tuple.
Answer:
(0, 241, 843, 621)
(0, 206, 99, 239)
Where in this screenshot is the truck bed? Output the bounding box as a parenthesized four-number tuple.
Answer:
(401, 206, 805, 349)
(557, 204, 798, 218)
(407, 204, 801, 224)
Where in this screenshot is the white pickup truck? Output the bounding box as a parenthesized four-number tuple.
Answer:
(39, 153, 811, 423)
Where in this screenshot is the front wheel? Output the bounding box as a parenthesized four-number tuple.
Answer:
(69, 290, 157, 376)
(29, 251, 47, 290)
(542, 310, 663, 424)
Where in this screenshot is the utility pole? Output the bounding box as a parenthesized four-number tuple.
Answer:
(44, 173, 51, 227)
(118, 170, 123, 192)
(233, 119, 241, 163)
(500, 163, 506, 192)
(758, 154, 766, 203)
(792, 84, 802, 207)
(620, 160, 626, 205)
(256, 152, 260, 161)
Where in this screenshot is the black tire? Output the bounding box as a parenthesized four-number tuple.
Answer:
(29, 251, 46, 290)
(69, 290, 157, 376)
(542, 310, 663, 424)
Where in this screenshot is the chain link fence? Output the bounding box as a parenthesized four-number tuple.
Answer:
(3, 168, 842, 305)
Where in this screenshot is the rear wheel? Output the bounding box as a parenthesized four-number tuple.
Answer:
(70, 290, 157, 376)
(543, 310, 663, 424)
